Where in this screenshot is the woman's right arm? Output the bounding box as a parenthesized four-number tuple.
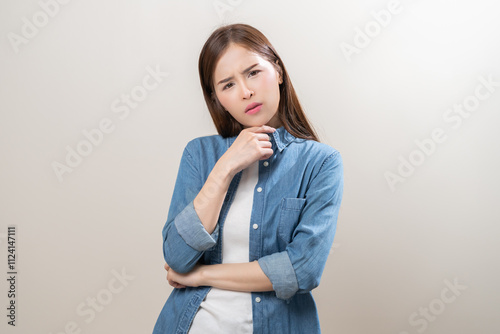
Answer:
(163, 125, 275, 274)
(162, 143, 232, 274)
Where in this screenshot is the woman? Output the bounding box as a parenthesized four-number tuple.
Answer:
(153, 23, 344, 334)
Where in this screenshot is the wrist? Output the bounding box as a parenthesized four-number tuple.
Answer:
(215, 155, 236, 179)
(198, 264, 211, 287)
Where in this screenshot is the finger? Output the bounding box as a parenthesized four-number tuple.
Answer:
(259, 148, 274, 160)
(249, 125, 276, 134)
(168, 280, 186, 289)
(258, 125, 276, 133)
(259, 139, 272, 148)
(254, 133, 273, 142)
(164, 263, 169, 271)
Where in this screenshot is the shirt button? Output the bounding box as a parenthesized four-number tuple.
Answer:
(253, 224, 258, 230)
(263, 161, 269, 167)
(255, 297, 261, 303)
(256, 187, 262, 192)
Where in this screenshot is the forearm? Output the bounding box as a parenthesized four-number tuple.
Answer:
(193, 156, 234, 234)
(200, 261, 274, 292)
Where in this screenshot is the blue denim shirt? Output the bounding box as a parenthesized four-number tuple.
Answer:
(153, 126, 344, 334)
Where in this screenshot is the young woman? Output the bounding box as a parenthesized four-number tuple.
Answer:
(152, 23, 344, 334)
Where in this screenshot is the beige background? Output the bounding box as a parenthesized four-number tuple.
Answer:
(1, 0, 499, 333)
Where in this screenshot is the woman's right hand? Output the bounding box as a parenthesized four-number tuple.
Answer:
(222, 125, 276, 176)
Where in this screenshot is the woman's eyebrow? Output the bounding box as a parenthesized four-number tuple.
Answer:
(216, 63, 259, 86)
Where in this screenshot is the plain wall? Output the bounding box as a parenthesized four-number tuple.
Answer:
(1, 0, 499, 333)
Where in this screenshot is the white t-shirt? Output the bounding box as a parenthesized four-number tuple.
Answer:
(188, 160, 259, 334)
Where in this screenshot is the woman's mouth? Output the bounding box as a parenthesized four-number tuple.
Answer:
(245, 103, 262, 115)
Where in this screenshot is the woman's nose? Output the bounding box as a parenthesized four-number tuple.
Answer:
(241, 83, 254, 99)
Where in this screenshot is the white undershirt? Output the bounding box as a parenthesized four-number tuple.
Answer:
(188, 160, 259, 334)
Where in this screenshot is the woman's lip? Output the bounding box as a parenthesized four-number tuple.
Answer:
(245, 102, 262, 112)
(246, 104, 262, 115)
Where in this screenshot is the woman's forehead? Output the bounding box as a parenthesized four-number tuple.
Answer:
(214, 45, 269, 79)
(217, 45, 262, 67)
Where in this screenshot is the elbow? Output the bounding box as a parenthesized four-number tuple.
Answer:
(274, 277, 321, 301)
(163, 247, 182, 273)
(259, 252, 322, 301)
(297, 276, 321, 294)
(292, 265, 326, 296)
(161, 216, 208, 274)
(163, 242, 198, 274)
(274, 281, 299, 301)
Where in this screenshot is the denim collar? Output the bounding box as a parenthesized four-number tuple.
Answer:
(226, 126, 296, 153)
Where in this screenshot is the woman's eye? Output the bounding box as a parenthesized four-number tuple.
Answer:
(222, 71, 259, 90)
(223, 82, 234, 90)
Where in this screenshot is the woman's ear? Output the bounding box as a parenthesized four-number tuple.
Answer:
(275, 60, 283, 84)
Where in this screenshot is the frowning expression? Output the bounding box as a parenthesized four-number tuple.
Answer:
(213, 43, 283, 129)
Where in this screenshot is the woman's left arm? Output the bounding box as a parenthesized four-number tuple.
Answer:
(165, 261, 273, 292)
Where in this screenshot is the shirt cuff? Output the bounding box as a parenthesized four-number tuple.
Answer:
(258, 251, 299, 300)
(174, 200, 219, 251)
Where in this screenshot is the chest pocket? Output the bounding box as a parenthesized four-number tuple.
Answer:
(278, 197, 307, 244)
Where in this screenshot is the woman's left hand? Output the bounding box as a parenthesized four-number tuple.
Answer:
(164, 263, 204, 289)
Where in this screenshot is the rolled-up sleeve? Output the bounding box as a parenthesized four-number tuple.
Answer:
(162, 142, 220, 274)
(258, 151, 344, 300)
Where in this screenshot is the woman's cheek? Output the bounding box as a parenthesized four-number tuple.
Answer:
(262, 73, 279, 90)
(218, 94, 231, 110)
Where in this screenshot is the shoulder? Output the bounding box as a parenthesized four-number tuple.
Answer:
(183, 133, 230, 161)
(186, 135, 226, 152)
(290, 138, 342, 168)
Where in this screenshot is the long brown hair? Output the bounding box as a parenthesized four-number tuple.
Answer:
(198, 23, 320, 142)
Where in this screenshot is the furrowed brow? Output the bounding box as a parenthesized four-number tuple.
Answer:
(216, 63, 259, 86)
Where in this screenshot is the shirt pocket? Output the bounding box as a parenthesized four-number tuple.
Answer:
(278, 197, 307, 244)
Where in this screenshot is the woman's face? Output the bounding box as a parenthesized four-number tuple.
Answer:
(213, 43, 283, 129)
